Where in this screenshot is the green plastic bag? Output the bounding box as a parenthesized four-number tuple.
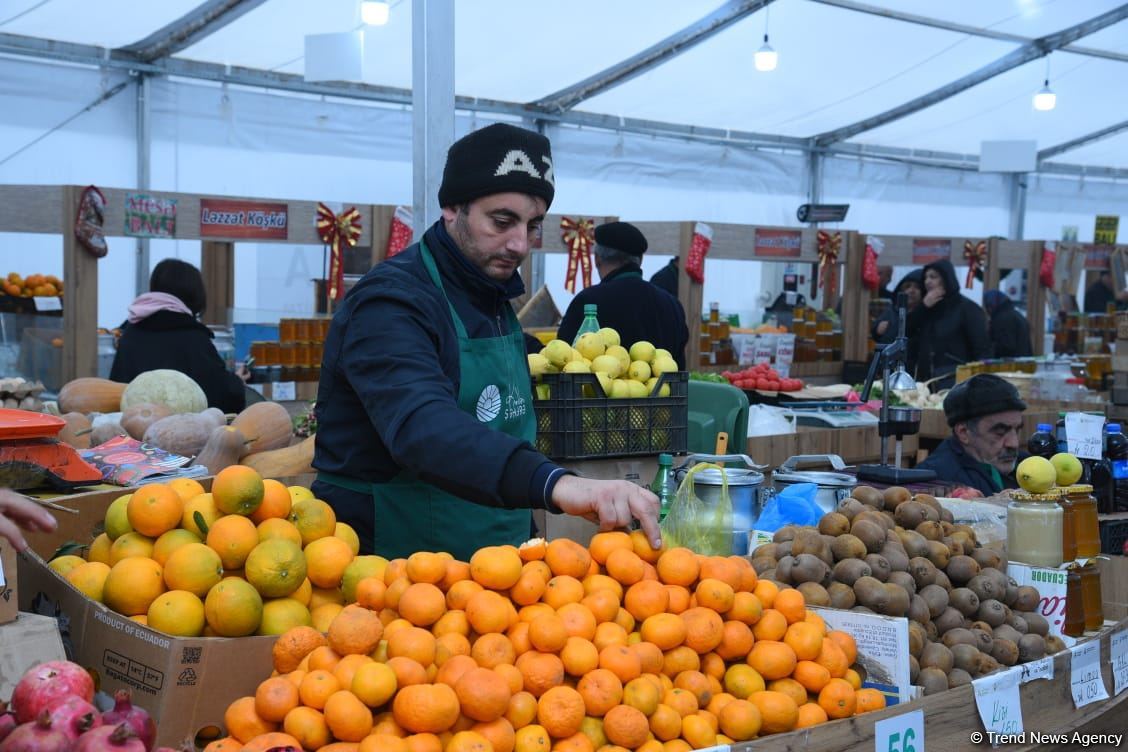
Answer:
(660, 462, 732, 555)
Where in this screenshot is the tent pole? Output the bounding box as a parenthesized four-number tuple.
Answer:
(1008, 173, 1028, 241)
(135, 72, 151, 297)
(411, 0, 454, 237)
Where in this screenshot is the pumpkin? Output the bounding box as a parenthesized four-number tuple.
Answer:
(57, 378, 126, 414)
(121, 370, 207, 414)
(58, 412, 93, 449)
(231, 402, 293, 456)
(120, 403, 173, 440)
(242, 435, 315, 478)
(192, 425, 249, 474)
(199, 407, 228, 429)
(142, 412, 218, 457)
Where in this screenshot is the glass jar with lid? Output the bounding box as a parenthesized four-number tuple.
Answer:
(1006, 489, 1064, 568)
(1063, 565, 1085, 637)
(1080, 561, 1104, 631)
(1064, 484, 1101, 559)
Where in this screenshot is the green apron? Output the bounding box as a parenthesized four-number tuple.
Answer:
(318, 238, 534, 561)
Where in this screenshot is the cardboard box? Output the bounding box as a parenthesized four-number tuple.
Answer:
(0, 612, 65, 700)
(0, 541, 16, 625)
(18, 550, 277, 748)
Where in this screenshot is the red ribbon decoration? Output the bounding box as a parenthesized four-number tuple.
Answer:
(560, 217, 595, 293)
(816, 230, 841, 297)
(316, 203, 362, 302)
(964, 239, 987, 289)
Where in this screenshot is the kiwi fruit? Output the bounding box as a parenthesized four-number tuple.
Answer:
(815, 540, 836, 567)
(933, 570, 952, 592)
(908, 621, 926, 656)
(790, 553, 831, 585)
(864, 554, 891, 582)
(854, 576, 891, 611)
(945, 555, 981, 586)
(941, 628, 979, 649)
(893, 501, 928, 530)
(899, 530, 932, 560)
(913, 492, 941, 512)
(909, 557, 938, 589)
(883, 486, 911, 508)
(948, 668, 973, 688)
(888, 570, 917, 596)
(775, 541, 793, 558)
(852, 485, 885, 509)
(880, 543, 910, 573)
(992, 624, 1023, 645)
(971, 547, 1003, 570)
(908, 594, 932, 624)
(759, 569, 778, 582)
(919, 584, 950, 619)
(934, 607, 966, 635)
(939, 506, 954, 523)
(952, 522, 977, 539)
(951, 643, 981, 674)
(949, 530, 974, 549)
(1020, 611, 1049, 637)
(1012, 586, 1039, 613)
(974, 653, 1001, 676)
(818, 512, 851, 537)
(827, 582, 856, 609)
(774, 556, 794, 584)
(969, 626, 994, 652)
(1003, 582, 1020, 608)
(924, 620, 939, 642)
(1018, 634, 1046, 662)
(926, 540, 951, 569)
(852, 605, 875, 614)
(831, 534, 867, 562)
(968, 574, 1001, 603)
(772, 525, 799, 543)
(990, 638, 1019, 666)
(752, 543, 780, 560)
(916, 520, 945, 542)
(909, 655, 920, 684)
(1045, 635, 1067, 654)
(837, 497, 866, 520)
(982, 566, 1010, 593)
(977, 599, 1007, 627)
(855, 510, 894, 533)
(1006, 613, 1028, 634)
(851, 520, 887, 554)
(949, 587, 980, 617)
(794, 581, 829, 607)
(919, 667, 949, 695)
(882, 583, 910, 616)
(833, 558, 872, 586)
(944, 538, 966, 557)
(920, 641, 954, 673)
(751, 556, 777, 574)
(789, 529, 824, 556)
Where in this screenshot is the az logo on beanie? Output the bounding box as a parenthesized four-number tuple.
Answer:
(494, 150, 554, 186)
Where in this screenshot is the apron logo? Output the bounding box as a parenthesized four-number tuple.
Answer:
(504, 392, 528, 421)
(476, 385, 502, 422)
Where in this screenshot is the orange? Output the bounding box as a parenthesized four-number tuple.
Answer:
(855, 688, 887, 714)
(332, 653, 373, 689)
(472, 632, 517, 669)
(747, 641, 797, 681)
(827, 630, 858, 665)
(151, 528, 200, 567)
(103, 557, 166, 616)
(86, 533, 112, 565)
(327, 604, 384, 656)
(604, 548, 645, 586)
(466, 589, 513, 634)
(385, 558, 409, 584)
(640, 613, 686, 651)
(147, 589, 205, 637)
(163, 542, 223, 596)
(455, 667, 512, 722)
(796, 701, 828, 729)
(815, 637, 849, 678)
(664, 586, 691, 615)
(752, 580, 779, 609)
(258, 598, 312, 635)
(631, 642, 665, 676)
(65, 561, 112, 602)
(360, 735, 408, 752)
(510, 571, 547, 606)
(304, 535, 355, 589)
(334, 523, 361, 556)
(201, 577, 262, 637)
(766, 677, 806, 708)
(436, 654, 478, 687)
(399, 582, 448, 627)
(593, 622, 628, 651)
(494, 663, 524, 695)
(529, 614, 569, 653)
(256, 517, 303, 547)
(629, 529, 663, 564)
(283, 706, 331, 751)
(694, 578, 735, 613)
(356, 577, 388, 611)
(581, 573, 622, 599)
(751, 609, 787, 642)
(324, 690, 374, 741)
(661, 646, 700, 678)
(661, 688, 698, 718)
(588, 531, 632, 564)
(387, 657, 429, 689)
(238, 732, 302, 752)
(470, 546, 524, 590)
(447, 580, 485, 610)
(817, 678, 856, 719)
(518, 538, 547, 562)
(434, 630, 471, 664)
(255, 676, 301, 723)
(251, 478, 293, 524)
(717, 698, 760, 741)
(698, 557, 743, 591)
(576, 668, 622, 717)
(506, 691, 538, 729)
(722, 664, 764, 700)
(844, 668, 863, 690)
(749, 690, 798, 735)
(542, 576, 585, 609)
(392, 683, 461, 733)
(308, 644, 343, 672)
(108, 531, 156, 564)
(557, 603, 597, 641)
(516, 651, 565, 697)
(579, 590, 619, 625)
(406, 552, 449, 585)
(515, 724, 551, 752)
(443, 559, 472, 590)
(212, 465, 265, 516)
(560, 637, 599, 677)
(472, 717, 515, 752)
(245, 539, 307, 598)
(168, 477, 206, 503)
(804, 609, 826, 632)
(679, 713, 716, 749)
(599, 644, 641, 683)
(714, 621, 754, 661)
(386, 578, 412, 610)
(673, 670, 713, 708)
(655, 548, 699, 587)
(311, 602, 345, 632)
(507, 620, 532, 655)
(727, 591, 763, 626)
(793, 660, 831, 693)
(223, 696, 278, 743)
(680, 607, 724, 654)
(388, 626, 437, 666)
(602, 705, 648, 749)
(773, 588, 807, 625)
(553, 731, 594, 752)
(290, 498, 338, 546)
(446, 731, 492, 752)
(536, 686, 585, 739)
(783, 621, 824, 662)
(700, 652, 725, 681)
(544, 539, 592, 579)
(648, 704, 681, 741)
(127, 483, 184, 537)
(624, 580, 669, 621)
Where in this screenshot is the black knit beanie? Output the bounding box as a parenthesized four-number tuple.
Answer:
(437, 124, 555, 209)
(943, 373, 1027, 427)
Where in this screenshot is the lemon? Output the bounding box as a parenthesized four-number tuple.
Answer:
(1016, 456, 1056, 493)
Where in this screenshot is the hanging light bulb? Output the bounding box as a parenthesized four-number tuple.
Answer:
(754, 6, 777, 72)
(361, 0, 390, 26)
(1033, 56, 1055, 111)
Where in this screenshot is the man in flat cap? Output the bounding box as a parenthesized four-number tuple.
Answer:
(312, 124, 661, 559)
(916, 373, 1028, 497)
(557, 221, 689, 368)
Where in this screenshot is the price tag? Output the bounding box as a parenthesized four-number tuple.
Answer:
(1069, 640, 1110, 708)
(973, 668, 1023, 736)
(1065, 412, 1104, 460)
(873, 709, 923, 752)
(272, 381, 296, 400)
(1019, 656, 1054, 684)
(32, 296, 61, 311)
(1112, 629, 1128, 696)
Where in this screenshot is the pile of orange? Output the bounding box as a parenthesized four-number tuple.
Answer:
(47, 465, 377, 638)
(2, 272, 62, 298)
(217, 532, 885, 752)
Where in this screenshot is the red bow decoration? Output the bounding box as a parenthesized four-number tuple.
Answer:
(963, 239, 987, 289)
(816, 230, 842, 297)
(317, 203, 362, 302)
(561, 217, 595, 293)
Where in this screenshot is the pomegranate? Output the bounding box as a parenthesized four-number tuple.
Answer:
(99, 693, 153, 752)
(0, 703, 17, 743)
(74, 725, 145, 752)
(47, 696, 101, 741)
(11, 661, 95, 724)
(0, 712, 73, 752)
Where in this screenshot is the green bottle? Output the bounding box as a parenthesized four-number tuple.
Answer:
(652, 453, 674, 521)
(572, 304, 601, 347)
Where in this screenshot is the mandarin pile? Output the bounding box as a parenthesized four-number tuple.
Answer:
(220, 532, 882, 752)
(48, 466, 374, 638)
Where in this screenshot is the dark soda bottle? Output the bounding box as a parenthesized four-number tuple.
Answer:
(1107, 423, 1128, 513)
(1026, 423, 1056, 459)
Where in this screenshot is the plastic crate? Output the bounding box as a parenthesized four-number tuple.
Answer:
(533, 371, 688, 460)
(1099, 516, 1128, 555)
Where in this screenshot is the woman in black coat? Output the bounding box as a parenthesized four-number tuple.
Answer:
(906, 259, 991, 389)
(110, 259, 247, 413)
(871, 269, 923, 374)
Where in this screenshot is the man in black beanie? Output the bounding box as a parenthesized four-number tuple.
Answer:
(917, 374, 1028, 497)
(557, 221, 689, 368)
(312, 123, 661, 559)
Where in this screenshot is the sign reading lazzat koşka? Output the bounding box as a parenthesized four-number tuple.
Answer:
(199, 198, 288, 239)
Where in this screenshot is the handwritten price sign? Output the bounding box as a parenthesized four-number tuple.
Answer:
(1070, 641, 1109, 708)
(973, 669, 1023, 736)
(874, 710, 924, 752)
(1110, 629, 1128, 696)
(1065, 412, 1104, 461)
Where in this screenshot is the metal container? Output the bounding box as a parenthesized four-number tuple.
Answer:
(771, 454, 856, 515)
(674, 453, 765, 555)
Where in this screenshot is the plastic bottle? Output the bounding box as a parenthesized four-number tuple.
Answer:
(1026, 423, 1056, 459)
(1108, 423, 1128, 514)
(652, 453, 674, 522)
(571, 304, 601, 347)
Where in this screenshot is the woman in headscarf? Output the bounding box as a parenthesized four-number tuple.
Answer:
(906, 259, 991, 389)
(871, 269, 924, 374)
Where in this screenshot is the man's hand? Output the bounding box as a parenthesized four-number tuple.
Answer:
(875, 320, 890, 336)
(923, 289, 944, 308)
(0, 490, 57, 552)
(551, 476, 661, 550)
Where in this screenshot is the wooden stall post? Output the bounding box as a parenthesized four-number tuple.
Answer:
(677, 222, 702, 368)
(369, 205, 396, 265)
(1025, 240, 1048, 356)
(61, 186, 99, 383)
(841, 232, 871, 363)
(983, 237, 1002, 291)
(200, 241, 234, 325)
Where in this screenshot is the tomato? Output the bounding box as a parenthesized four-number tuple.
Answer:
(755, 378, 771, 391)
(766, 380, 781, 391)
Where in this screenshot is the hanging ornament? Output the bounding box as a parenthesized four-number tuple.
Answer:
(316, 203, 362, 302)
(74, 186, 108, 258)
(560, 216, 594, 293)
(1040, 242, 1057, 289)
(816, 230, 842, 297)
(685, 222, 713, 284)
(862, 235, 883, 292)
(963, 239, 988, 288)
(385, 205, 413, 260)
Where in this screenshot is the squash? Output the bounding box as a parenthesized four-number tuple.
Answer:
(192, 425, 249, 474)
(121, 369, 207, 414)
(231, 401, 293, 456)
(89, 412, 126, 446)
(199, 407, 228, 429)
(58, 378, 126, 414)
(142, 412, 218, 457)
(120, 403, 173, 440)
(58, 412, 93, 449)
(242, 435, 315, 478)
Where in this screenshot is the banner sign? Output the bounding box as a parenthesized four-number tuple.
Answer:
(755, 229, 802, 258)
(912, 238, 951, 265)
(124, 193, 176, 238)
(1095, 215, 1119, 246)
(1084, 245, 1111, 270)
(199, 198, 288, 240)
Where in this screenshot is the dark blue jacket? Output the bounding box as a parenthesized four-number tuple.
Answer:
(312, 221, 561, 511)
(917, 437, 1020, 497)
(906, 259, 990, 388)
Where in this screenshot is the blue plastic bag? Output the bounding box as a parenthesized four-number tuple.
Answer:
(755, 482, 823, 532)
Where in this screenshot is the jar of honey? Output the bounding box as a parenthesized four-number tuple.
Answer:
(1063, 565, 1085, 637)
(1007, 490, 1064, 568)
(1059, 492, 1078, 563)
(1064, 485, 1101, 559)
(1080, 561, 1104, 632)
(279, 318, 297, 343)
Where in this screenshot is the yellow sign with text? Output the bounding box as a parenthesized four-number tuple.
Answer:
(1095, 215, 1119, 245)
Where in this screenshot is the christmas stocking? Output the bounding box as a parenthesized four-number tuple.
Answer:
(1040, 243, 1056, 289)
(74, 186, 108, 258)
(862, 236, 883, 292)
(685, 222, 713, 284)
(386, 206, 414, 259)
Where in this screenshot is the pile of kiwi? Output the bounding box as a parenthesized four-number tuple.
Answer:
(751, 484, 1064, 695)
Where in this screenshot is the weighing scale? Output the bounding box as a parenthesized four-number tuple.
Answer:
(788, 407, 879, 429)
(0, 409, 102, 490)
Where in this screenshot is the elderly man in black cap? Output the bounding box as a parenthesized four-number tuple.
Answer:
(557, 222, 689, 368)
(311, 123, 661, 559)
(916, 374, 1028, 497)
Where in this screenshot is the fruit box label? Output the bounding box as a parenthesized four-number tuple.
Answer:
(811, 607, 911, 704)
(1007, 562, 1076, 647)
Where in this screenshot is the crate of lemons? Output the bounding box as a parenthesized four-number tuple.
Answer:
(528, 328, 678, 402)
(47, 466, 380, 638)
